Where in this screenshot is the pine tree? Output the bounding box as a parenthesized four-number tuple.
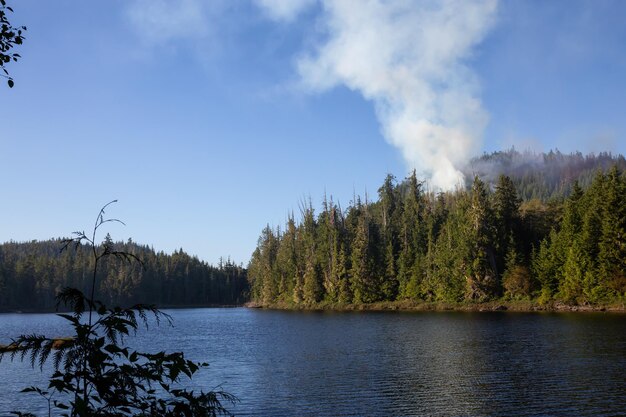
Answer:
(429, 202, 467, 302)
(464, 177, 498, 300)
(578, 173, 605, 301)
(317, 197, 345, 302)
(561, 240, 586, 302)
(553, 181, 585, 301)
(598, 166, 626, 296)
(248, 225, 279, 304)
(348, 199, 381, 303)
(378, 174, 400, 300)
(397, 171, 426, 299)
(301, 202, 323, 304)
(349, 209, 368, 303)
(276, 215, 299, 302)
(493, 174, 521, 275)
(502, 237, 532, 299)
(532, 233, 559, 301)
(336, 241, 352, 303)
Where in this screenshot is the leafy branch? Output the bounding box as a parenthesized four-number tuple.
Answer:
(60, 200, 144, 327)
(1, 0, 26, 88)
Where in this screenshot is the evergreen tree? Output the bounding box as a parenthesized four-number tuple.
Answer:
(301, 203, 323, 304)
(502, 237, 533, 299)
(336, 241, 352, 303)
(493, 174, 521, 274)
(275, 215, 299, 302)
(428, 198, 468, 302)
(598, 166, 626, 296)
(317, 197, 345, 302)
(377, 174, 400, 300)
(464, 177, 498, 300)
(532, 233, 559, 301)
(554, 182, 585, 301)
(578, 173, 605, 301)
(397, 171, 426, 299)
(348, 200, 382, 303)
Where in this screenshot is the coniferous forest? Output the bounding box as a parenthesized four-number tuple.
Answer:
(0, 239, 248, 311)
(3, 149, 626, 311)
(248, 150, 626, 308)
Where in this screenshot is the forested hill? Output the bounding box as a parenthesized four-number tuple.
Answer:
(0, 239, 248, 311)
(465, 149, 626, 201)
(248, 156, 626, 308)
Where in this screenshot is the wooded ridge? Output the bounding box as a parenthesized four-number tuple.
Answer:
(0, 240, 248, 311)
(248, 150, 626, 308)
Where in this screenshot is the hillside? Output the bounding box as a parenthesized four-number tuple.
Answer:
(465, 149, 626, 200)
(0, 239, 248, 311)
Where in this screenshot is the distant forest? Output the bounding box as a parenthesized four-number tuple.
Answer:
(0, 240, 248, 311)
(248, 149, 626, 306)
(464, 148, 626, 200)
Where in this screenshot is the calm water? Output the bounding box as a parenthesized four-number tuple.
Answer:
(0, 308, 625, 416)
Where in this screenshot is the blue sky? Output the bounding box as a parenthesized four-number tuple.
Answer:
(2, 0, 626, 265)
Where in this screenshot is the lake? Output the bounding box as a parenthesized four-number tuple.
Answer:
(1, 308, 625, 416)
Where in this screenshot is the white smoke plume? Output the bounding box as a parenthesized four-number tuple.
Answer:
(128, 0, 498, 190)
(260, 0, 498, 190)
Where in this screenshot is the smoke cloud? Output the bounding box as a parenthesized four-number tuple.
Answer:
(129, 0, 499, 190)
(260, 0, 498, 190)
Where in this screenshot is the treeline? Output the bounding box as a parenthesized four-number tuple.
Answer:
(248, 164, 626, 306)
(0, 239, 248, 311)
(466, 148, 626, 200)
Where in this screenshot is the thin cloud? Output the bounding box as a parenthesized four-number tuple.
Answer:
(125, 0, 223, 43)
(254, 0, 317, 22)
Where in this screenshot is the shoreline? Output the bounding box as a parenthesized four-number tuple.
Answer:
(0, 303, 245, 314)
(3, 301, 624, 314)
(245, 299, 626, 313)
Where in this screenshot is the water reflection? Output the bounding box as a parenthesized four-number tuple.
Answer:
(1, 310, 625, 416)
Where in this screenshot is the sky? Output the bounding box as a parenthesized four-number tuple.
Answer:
(1, 0, 626, 265)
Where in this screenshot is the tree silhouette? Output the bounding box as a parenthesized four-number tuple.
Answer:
(1, 0, 26, 88)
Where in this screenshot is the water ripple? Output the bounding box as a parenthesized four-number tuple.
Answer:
(1, 310, 625, 416)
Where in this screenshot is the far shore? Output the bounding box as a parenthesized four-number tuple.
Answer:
(0, 303, 245, 314)
(244, 299, 626, 313)
(3, 300, 624, 314)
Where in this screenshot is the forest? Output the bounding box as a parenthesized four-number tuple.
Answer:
(3, 149, 626, 311)
(248, 149, 626, 307)
(0, 239, 248, 311)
